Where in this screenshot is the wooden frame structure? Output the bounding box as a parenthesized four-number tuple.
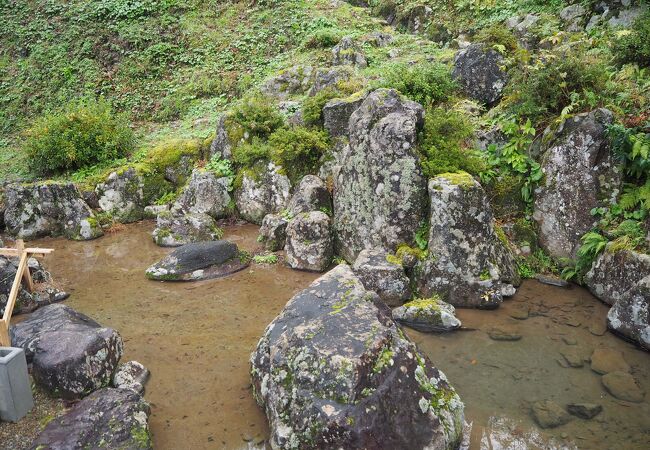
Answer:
(0, 240, 53, 346)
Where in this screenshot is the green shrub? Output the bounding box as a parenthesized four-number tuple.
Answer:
(25, 99, 135, 175)
(227, 96, 285, 142)
(475, 24, 518, 54)
(269, 127, 329, 184)
(304, 29, 342, 48)
(613, 11, 650, 67)
(302, 81, 362, 127)
(377, 62, 456, 107)
(418, 108, 483, 177)
(232, 137, 271, 168)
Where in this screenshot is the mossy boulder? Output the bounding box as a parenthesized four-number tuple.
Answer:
(352, 248, 411, 306)
(234, 162, 291, 225)
(172, 169, 232, 219)
(258, 213, 288, 252)
(152, 211, 222, 247)
(393, 297, 462, 333)
(251, 264, 465, 449)
(95, 168, 146, 223)
(285, 211, 333, 272)
(452, 43, 508, 107)
(331, 36, 368, 68)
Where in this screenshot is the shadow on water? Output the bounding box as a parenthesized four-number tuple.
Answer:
(35, 222, 649, 449)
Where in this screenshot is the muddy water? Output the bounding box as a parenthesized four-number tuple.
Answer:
(33, 222, 649, 449)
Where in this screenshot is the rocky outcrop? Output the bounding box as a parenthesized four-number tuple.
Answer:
(112, 361, 150, 394)
(145, 240, 248, 281)
(287, 175, 331, 216)
(258, 214, 288, 252)
(285, 211, 333, 272)
(261, 65, 314, 100)
(30, 388, 152, 450)
(607, 276, 650, 350)
(560, 4, 587, 31)
(415, 173, 520, 309)
(334, 89, 427, 262)
(172, 169, 232, 219)
(11, 304, 123, 399)
(251, 264, 465, 449)
(4, 182, 103, 240)
(234, 162, 291, 225)
(95, 168, 145, 223)
(308, 66, 354, 97)
(533, 109, 620, 259)
(152, 211, 221, 247)
(332, 37, 368, 68)
(452, 44, 507, 107)
(322, 92, 367, 139)
(351, 248, 411, 306)
(393, 297, 461, 333)
(209, 115, 234, 160)
(584, 246, 650, 305)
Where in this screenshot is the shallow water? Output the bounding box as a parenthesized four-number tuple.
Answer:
(30, 222, 650, 449)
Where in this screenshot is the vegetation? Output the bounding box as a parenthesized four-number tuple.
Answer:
(613, 11, 650, 68)
(376, 62, 455, 107)
(269, 127, 329, 184)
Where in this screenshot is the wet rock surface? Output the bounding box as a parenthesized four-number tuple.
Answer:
(601, 371, 645, 403)
(286, 175, 331, 216)
(258, 213, 288, 251)
(452, 44, 507, 107)
(234, 162, 291, 225)
(250, 264, 465, 450)
(152, 211, 221, 247)
(352, 248, 411, 306)
(590, 348, 630, 374)
(95, 168, 145, 223)
(146, 240, 248, 281)
(334, 89, 426, 261)
(393, 297, 461, 332)
(285, 211, 333, 272)
(10, 304, 123, 399)
(30, 388, 151, 450)
(533, 109, 620, 259)
(607, 275, 650, 350)
(4, 182, 103, 240)
(531, 400, 572, 429)
(415, 173, 519, 309)
(172, 169, 232, 219)
(112, 361, 150, 394)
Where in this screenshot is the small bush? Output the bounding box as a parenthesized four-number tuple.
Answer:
(377, 62, 456, 107)
(227, 96, 285, 142)
(269, 127, 329, 184)
(232, 137, 271, 168)
(418, 108, 484, 177)
(304, 29, 342, 48)
(25, 99, 135, 175)
(475, 24, 518, 54)
(302, 81, 362, 127)
(613, 11, 650, 67)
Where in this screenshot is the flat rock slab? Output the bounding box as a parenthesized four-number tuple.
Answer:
(393, 297, 461, 332)
(601, 371, 645, 403)
(567, 403, 602, 419)
(509, 305, 529, 320)
(11, 304, 123, 400)
(535, 275, 570, 288)
(560, 347, 584, 368)
(488, 326, 522, 341)
(590, 348, 630, 374)
(146, 240, 249, 281)
(30, 388, 152, 450)
(531, 400, 572, 429)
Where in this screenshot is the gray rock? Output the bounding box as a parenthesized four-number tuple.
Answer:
(607, 276, 650, 350)
(172, 169, 232, 219)
(533, 109, 620, 259)
(209, 114, 233, 160)
(4, 182, 103, 241)
(234, 162, 291, 225)
(152, 211, 221, 247)
(393, 297, 461, 332)
(601, 371, 644, 402)
(10, 304, 123, 399)
(30, 388, 151, 450)
(112, 361, 150, 394)
(488, 326, 522, 341)
(334, 89, 427, 262)
(96, 168, 145, 223)
(585, 246, 650, 305)
(322, 92, 367, 139)
(452, 44, 508, 107)
(143, 204, 169, 219)
(352, 248, 411, 306)
(287, 175, 332, 216)
(567, 403, 602, 419)
(366, 31, 394, 47)
(332, 36, 368, 68)
(590, 348, 630, 374)
(415, 174, 520, 309)
(258, 214, 288, 252)
(285, 211, 333, 272)
(608, 5, 648, 28)
(536, 275, 570, 288)
(145, 240, 248, 281)
(560, 4, 587, 31)
(531, 400, 572, 429)
(260, 65, 314, 100)
(250, 264, 465, 449)
(307, 66, 354, 97)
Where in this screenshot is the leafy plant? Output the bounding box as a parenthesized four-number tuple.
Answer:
(205, 154, 235, 178)
(613, 11, 650, 68)
(376, 62, 456, 107)
(227, 96, 285, 142)
(253, 253, 278, 264)
(268, 127, 329, 184)
(561, 231, 608, 281)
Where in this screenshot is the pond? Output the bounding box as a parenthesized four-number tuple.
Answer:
(29, 222, 650, 449)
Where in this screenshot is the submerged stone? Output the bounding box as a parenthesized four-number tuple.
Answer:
(590, 348, 630, 375)
(393, 297, 461, 332)
(567, 403, 602, 420)
(531, 400, 572, 429)
(250, 264, 465, 449)
(601, 371, 645, 403)
(488, 326, 522, 341)
(145, 240, 248, 281)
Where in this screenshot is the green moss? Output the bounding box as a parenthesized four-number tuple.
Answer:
(130, 424, 152, 449)
(253, 253, 278, 264)
(437, 171, 475, 189)
(494, 225, 509, 248)
(403, 296, 443, 312)
(372, 345, 394, 374)
(386, 244, 428, 265)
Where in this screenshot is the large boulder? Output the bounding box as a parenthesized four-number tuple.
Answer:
(352, 248, 411, 306)
(30, 388, 152, 450)
(95, 168, 145, 223)
(4, 182, 103, 240)
(261, 65, 314, 100)
(209, 115, 233, 160)
(286, 175, 332, 216)
(251, 265, 465, 449)
(307, 66, 354, 97)
(234, 162, 291, 225)
(172, 169, 232, 219)
(332, 36, 368, 68)
(393, 297, 462, 333)
(258, 213, 288, 252)
(584, 246, 650, 305)
(452, 44, 507, 107)
(152, 211, 221, 247)
(415, 173, 520, 309)
(334, 89, 427, 262)
(145, 240, 248, 281)
(322, 92, 368, 139)
(607, 276, 650, 350)
(533, 109, 620, 259)
(285, 211, 333, 272)
(10, 304, 123, 399)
